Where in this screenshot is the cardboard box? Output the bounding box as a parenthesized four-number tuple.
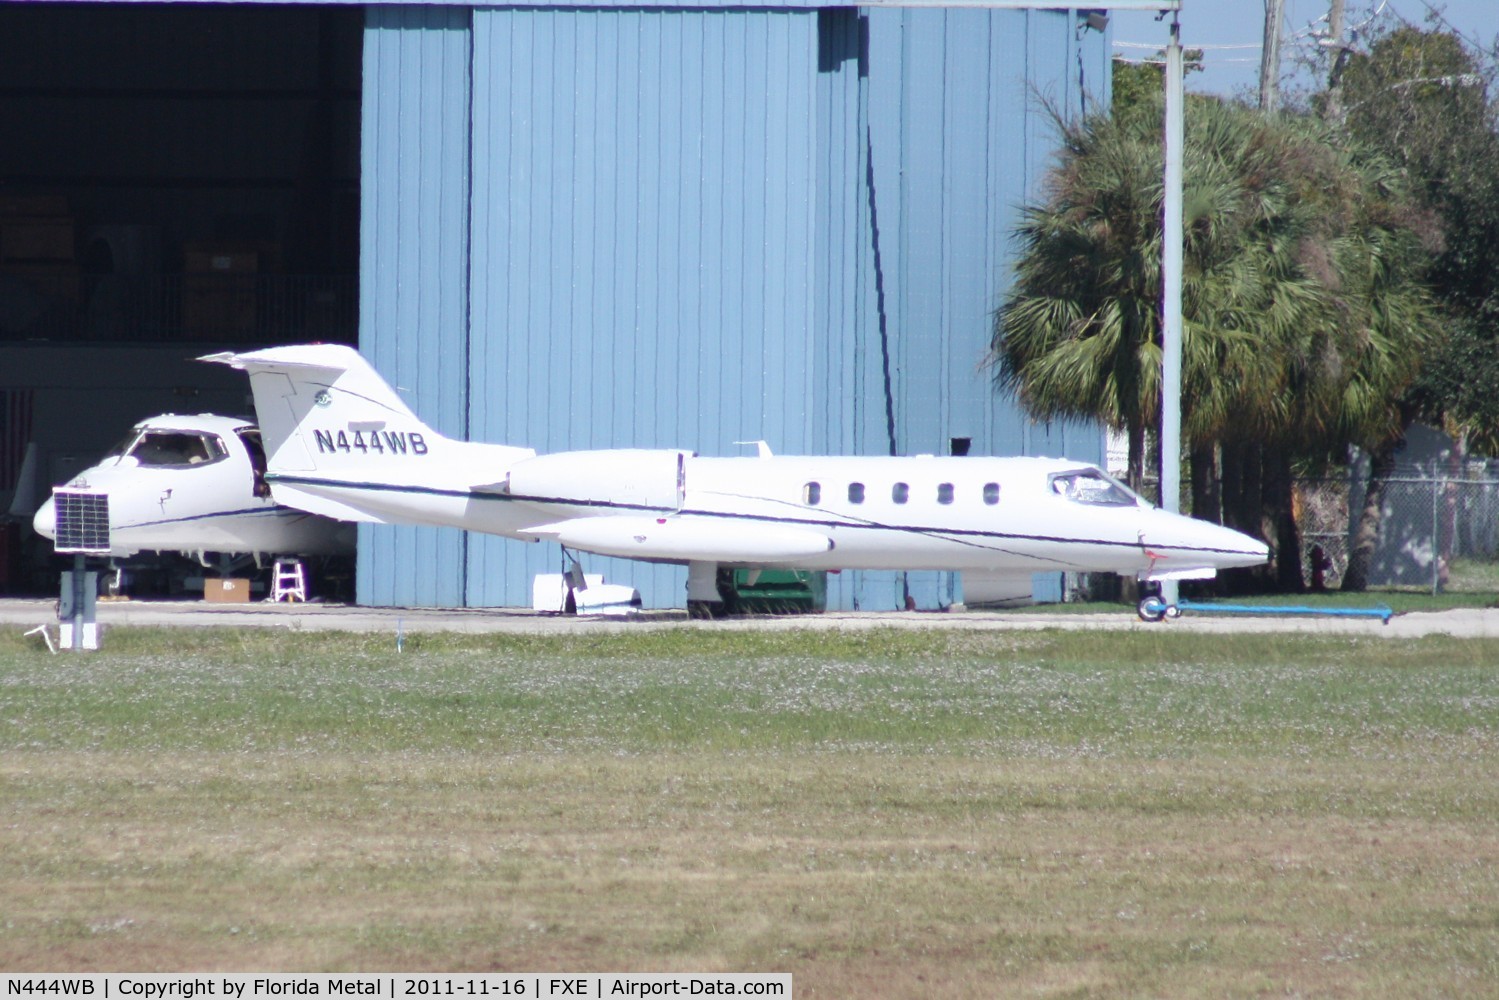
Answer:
(3, 262, 81, 303)
(0, 217, 75, 261)
(0, 194, 69, 216)
(183, 239, 281, 273)
(204, 577, 250, 603)
(184, 247, 259, 273)
(183, 278, 257, 339)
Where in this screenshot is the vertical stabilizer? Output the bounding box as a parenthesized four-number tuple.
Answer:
(202, 344, 533, 526)
(202, 344, 431, 477)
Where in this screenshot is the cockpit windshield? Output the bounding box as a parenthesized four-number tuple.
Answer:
(1048, 468, 1139, 507)
(103, 428, 144, 461)
(124, 430, 229, 468)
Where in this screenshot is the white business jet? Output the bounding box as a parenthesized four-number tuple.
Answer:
(205, 341, 1271, 617)
(204, 344, 1267, 617)
(32, 413, 355, 569)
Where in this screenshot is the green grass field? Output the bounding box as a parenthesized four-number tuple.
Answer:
(2, 627, 1496, 996)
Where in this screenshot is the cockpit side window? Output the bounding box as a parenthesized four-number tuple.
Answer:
(128, 430, 228, 468)
(1048, 468, 1138, 507)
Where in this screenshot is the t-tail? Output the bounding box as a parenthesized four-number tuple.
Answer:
(201, 344, 534, 526)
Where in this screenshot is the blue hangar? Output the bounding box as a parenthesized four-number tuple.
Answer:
(361, 2, 1114, 611)
(0, 4, 1114, 610)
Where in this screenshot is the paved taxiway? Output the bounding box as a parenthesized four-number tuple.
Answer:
(2, 597, 1497, 639)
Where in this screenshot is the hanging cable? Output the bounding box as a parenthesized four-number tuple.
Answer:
(864, 124, 898, 459)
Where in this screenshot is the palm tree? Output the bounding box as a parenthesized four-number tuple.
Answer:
(992, 98, 1163, 494)
(992, 94, 1438, 590)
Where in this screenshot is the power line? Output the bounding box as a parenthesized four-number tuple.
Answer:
(1394, 0, 1494, 55)
(1114, 40, 1261, 50)
(1115, 57, 1261, 65)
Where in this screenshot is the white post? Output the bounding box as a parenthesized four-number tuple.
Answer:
(1161, 17, 1185, 606)
(1432, 471, 1441, 596)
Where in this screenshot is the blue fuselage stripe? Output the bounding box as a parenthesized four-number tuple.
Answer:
(119, 505, 307, 531)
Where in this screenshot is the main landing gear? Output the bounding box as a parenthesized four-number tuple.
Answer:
(1137, 594, 1182, 623)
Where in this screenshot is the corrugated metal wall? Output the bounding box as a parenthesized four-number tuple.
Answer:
(359, 5, 473, 607)
(465, 7, 822, 606)
(359, 4, 1112, 610)
(833, 7, 1110, 609)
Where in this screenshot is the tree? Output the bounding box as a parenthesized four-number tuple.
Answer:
(1334, 25, 1499, 589)
(1111, 51, 1203, 117)
(991, 93, 1439, 590)
(1339, 26, 1499, 437)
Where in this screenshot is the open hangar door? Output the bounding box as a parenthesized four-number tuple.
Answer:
(0, 3, 361, 596)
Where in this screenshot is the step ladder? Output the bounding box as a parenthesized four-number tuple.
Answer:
(270, 558, 307, 602)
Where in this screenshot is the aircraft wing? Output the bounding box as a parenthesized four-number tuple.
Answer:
(519, 514, 834, 564)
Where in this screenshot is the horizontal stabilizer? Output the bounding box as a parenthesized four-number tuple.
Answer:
(521, 515, 834, 563)
(268, 483, 386, 524)
(200, 350, 346, 376)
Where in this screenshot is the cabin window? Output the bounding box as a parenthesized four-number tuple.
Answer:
(937, 482, 954, 505)
(127, 430, 228, 468)
(848, 482, 865, 504)
(892, 482, 909, 504)
(1049, 468, 1138, 507)
(983, 482, 1000, 505)
(803, 481, 821, 505)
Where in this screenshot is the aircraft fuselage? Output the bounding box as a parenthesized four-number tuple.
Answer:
(205, 344, 1270, 606)
(266, 445, 1264, 579)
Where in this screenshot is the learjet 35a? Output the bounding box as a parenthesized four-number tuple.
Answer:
(204, 344, 1268, 615)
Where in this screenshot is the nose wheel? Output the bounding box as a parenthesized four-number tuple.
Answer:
(1137, 595, 1182, 622)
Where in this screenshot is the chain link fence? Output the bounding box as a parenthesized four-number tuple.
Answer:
(1298, 462, 1499, 593)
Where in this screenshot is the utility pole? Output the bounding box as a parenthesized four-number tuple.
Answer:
(1324, 0, 1350, 123)
(1260, 0, 1286, 111)
(1160, 17, 1185, 608)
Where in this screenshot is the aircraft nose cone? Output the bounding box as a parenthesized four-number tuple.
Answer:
(1201, 520, 1270, 568)
(32, 497, 56, 541)
(1143, 508, 1269, 569)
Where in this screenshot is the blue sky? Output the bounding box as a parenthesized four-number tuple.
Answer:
(1111, 0, 1497, 99)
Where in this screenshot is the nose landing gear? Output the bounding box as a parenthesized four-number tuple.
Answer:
(1137, 594, 1182, 623)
